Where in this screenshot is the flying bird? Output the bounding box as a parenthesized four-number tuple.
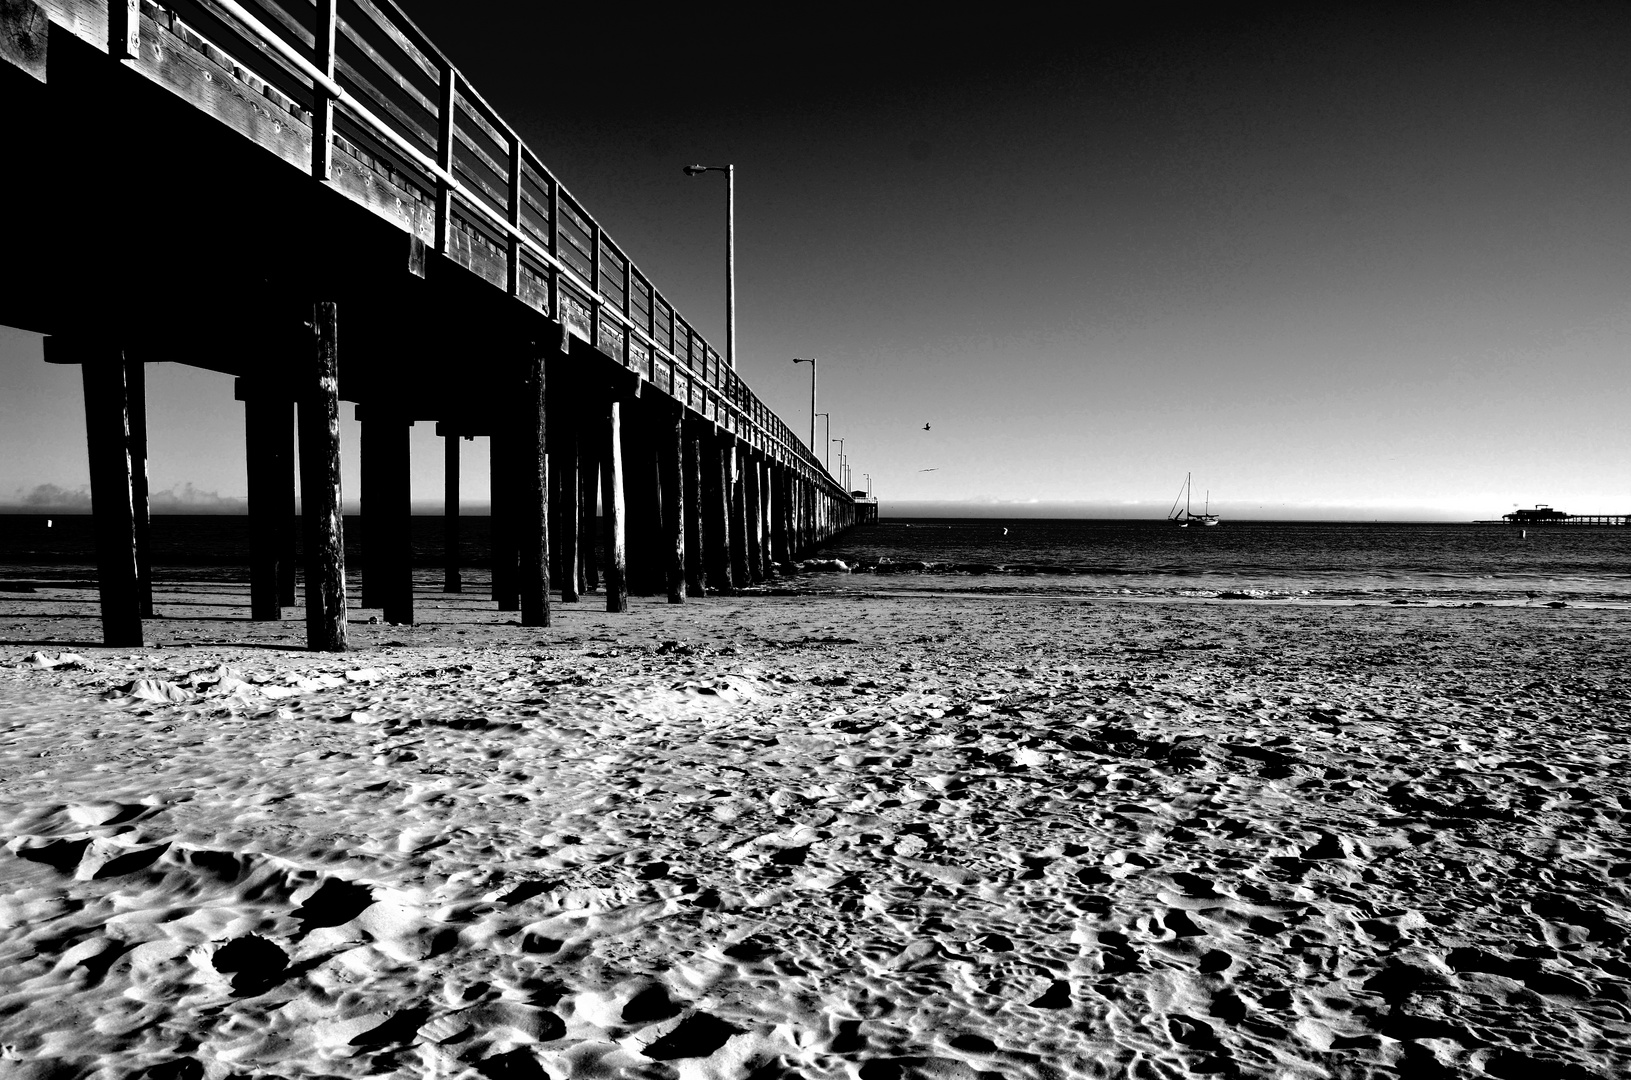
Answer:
(918, 468, 938, 472)
(923, 423, 931, 431)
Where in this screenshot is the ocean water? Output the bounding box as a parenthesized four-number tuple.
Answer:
(1, 515, 1627, 605)
(812, 519, 1631, 605)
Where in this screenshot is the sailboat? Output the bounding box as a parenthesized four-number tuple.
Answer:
(1168, 473, 1221, 527)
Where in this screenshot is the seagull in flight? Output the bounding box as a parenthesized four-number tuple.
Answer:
(918, 468, 938, 472)
(923, 423, 931, 431)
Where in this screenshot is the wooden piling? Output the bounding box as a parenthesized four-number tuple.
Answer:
(661, 403, 685, 603)
(78, 348, 143, 647)
(744, 450, 763, 584)
(276, 401, 297, 608)
(443, 429, 462, 592)
(580, 455, 598, 593)
(299, 302, 348, 652)
(771, 465, 790, 568)
(757, 455, 773, 576)
(601, 393, 628, 612)
(707, 431, 734, 594)
(728, 441, 750, 587)
(619, 399, 654, 597)
(359, 413, 381, 610)
(559, 402, 580, 603)
(378, 411, 413, 626)
(518, 340, 550, 627)
(491, 431, 519, 611)
(245, 388, 286, 620)
(125, 357, 153, 618)
(682, 420, 705, 598)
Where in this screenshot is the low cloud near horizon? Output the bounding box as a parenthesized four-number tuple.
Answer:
(4, 483, 247, 514)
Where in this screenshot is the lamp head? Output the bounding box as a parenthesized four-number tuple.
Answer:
(683, 164, 710, 176)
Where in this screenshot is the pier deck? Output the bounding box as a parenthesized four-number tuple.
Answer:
(2, 0, 861, 648)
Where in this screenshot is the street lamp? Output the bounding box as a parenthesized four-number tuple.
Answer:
(683, 164, 734, 371)
(792, 357, 816, 453)
(863, 472, 871, 498)
(815, 413, 830, 472)
(830, 437, 844, 484)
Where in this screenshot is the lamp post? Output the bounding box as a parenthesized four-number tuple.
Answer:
(792, 357, 816, 453)
(830, 437, 844, 484)
(683, 164, 734, 371)
(815, 413, 830, 472)
(863, 472, 871, 498)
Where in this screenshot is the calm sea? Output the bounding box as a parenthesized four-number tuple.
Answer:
(1, 515, 1627, 605)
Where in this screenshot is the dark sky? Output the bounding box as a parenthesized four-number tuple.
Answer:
(4, 2, 1629, 516)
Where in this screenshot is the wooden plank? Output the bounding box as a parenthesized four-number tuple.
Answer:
(333, 52, 433, 151)
(299, 301, 348, 652)
(345, 0, 437, 84)
(335, 12, 433, 114)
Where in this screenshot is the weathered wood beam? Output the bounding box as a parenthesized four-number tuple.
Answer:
(729, 441, 749, 587)
(518, 338, 550, 627)
(298, 302, 348, 652)
(443, 429, 461, 592)
(378, 410, 413, 626)
(125, 355, 153, 617)
(601, 391, 628, 612)
(580, 453, 598, 593)
(558, 384, 580, 603)
(244, 387, 287, 620)
(704, 428, 732, 595)
(744, 449, 763, 584)
(75, 345, 143, 647)
(491, 429, 518, 611)
(682, 419, 705, 598)
(660, 402, 685, 604)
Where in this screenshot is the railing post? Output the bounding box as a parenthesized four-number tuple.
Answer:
(506, 131, 522, 297)
(110, 0, 139, 61)
(434, 67, 456, 255)
(311, 0, 337, 181)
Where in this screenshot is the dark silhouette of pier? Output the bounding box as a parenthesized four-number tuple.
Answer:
(2, 0, 861, 649)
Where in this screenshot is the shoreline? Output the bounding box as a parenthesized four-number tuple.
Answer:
(1, 588, 1628, 1078)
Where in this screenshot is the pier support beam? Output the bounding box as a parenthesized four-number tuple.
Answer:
(442, 428, 461, 592)
(70, 343, 143, 647)
(376, 410, 413, 626)
(661, 402, 685, 603)
(558, 394, 580, 604)
(744, 449, 763, 584)
(706, 431, 734, 594)
(682, 420, 705, 598)
(757, 455, 773, 576)
(771, 465, 790, 569)
(729, 441, 749, 587)
(580, 454, 598, 593)
(491, 431, 518, 611)
(126, 358, 153, 619)
(601, 388, 628, 612)
(244, 386, 293, 620)
(299, 302, 348, 652)
(518, 339, 550, 627)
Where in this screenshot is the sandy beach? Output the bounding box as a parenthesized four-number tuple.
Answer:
(1, 583, 1627, 1079)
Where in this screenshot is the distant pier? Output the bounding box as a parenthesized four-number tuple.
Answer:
(1479, 506, 1630, 526)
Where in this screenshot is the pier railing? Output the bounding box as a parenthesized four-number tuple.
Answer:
(32, 0, 833, 488)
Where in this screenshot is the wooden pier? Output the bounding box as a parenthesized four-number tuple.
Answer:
(1, 0, 860, 649)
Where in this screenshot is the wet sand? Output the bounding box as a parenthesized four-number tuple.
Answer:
(1, 583, 1628, 1079)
